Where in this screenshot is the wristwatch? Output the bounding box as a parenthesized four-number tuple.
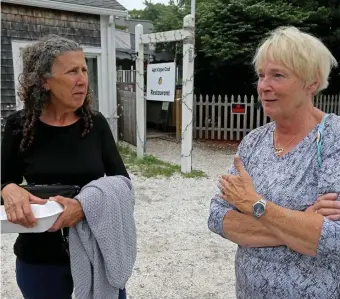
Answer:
(253, 198, 267, 218)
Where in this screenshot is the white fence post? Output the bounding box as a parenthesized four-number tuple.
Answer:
(135, 24, 145, 157)
(181, 14, 195, 173)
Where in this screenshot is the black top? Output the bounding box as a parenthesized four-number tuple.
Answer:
(1, 110, 129, 264)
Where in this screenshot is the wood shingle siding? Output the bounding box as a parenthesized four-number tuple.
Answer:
(50, 0, 126, 11)
(1, 3, 101, 129)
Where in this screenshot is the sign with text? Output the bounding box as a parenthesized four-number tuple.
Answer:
(146, 62, 176, 102)
(231, 103, 246, 114)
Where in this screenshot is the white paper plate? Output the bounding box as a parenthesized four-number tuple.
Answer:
(0, 201, 64, 234)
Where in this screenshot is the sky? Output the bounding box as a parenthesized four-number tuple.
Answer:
(118, 0, 170, 10)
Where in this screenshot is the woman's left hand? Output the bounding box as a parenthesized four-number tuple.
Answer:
(219, 155, 261, 214)
(48, 196, 85, 232)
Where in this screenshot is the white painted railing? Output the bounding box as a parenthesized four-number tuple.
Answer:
(117, 70, 136, 83)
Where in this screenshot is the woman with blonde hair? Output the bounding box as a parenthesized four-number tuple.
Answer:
(208, 26, 339, 298)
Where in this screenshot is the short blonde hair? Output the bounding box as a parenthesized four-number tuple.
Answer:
(253, 26, 338, 93)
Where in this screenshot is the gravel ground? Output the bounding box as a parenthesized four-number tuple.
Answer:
(1, 138, 238, 299)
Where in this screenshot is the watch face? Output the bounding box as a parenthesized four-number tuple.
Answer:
(254, 203, 265, 215)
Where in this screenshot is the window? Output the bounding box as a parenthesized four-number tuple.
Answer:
(85, 56, 99, 111)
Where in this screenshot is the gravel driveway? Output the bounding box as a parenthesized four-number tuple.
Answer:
(1, 138, 238, 299)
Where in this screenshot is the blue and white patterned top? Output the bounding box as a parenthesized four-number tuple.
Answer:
(208, 113, 340, 299)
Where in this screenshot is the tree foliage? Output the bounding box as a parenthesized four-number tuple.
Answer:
(197, 0, 314, 65)
(128, 0, 339, 94)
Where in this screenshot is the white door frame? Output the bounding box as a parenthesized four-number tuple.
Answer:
(11, 40, 103, 112)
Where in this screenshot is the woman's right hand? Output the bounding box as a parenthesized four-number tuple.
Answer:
(1, 183, 46, 228)
(306, 193, 340, 221)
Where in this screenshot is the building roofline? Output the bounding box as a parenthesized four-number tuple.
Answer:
(128, 18, 153, 23)
(2, 0, 128, 17)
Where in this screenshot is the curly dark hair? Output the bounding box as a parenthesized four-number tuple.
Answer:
(17, 34, 94, 152)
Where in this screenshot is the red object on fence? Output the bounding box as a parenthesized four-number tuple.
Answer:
(231, 103, 246, 114)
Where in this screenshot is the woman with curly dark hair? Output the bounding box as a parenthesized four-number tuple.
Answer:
(1, 35, 130, 299)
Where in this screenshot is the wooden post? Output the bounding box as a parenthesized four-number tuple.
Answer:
(176, 89, 182, 142)
(181, 14, 195, 173)
(135, 24, 145, 157)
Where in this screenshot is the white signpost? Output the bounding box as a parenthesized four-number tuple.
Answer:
(135, 14, 195, 173)
(146, 62, 176, 102)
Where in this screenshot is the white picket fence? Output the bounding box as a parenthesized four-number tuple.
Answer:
(193, 94, 340, 141)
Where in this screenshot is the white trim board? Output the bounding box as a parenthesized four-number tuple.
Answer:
(100, 15, 118, 140)
(2, 0, 128, 17)
(11, 40, 102, 111)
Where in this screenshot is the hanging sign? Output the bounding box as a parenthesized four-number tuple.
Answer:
(146, 62, 176, 102)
